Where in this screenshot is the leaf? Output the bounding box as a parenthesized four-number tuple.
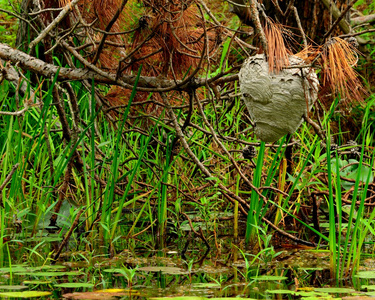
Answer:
(0, 291, 52, 298)
(314, 287, 356, 293)
(0, 266, 28, 273)
(210, 298, 258, 300)
(15, 271, 83, 276)
(138, 266, 183, 274)
(23, 280, 52, 285)
(150, 297, 206, 300)
(192, 283, 221, 288)
(54, 283, 94, 288)
(205, 177, 219, 181)
(102, 269, 124, 273)
(355, 271, 375, 279)
(266, 289, 294, 294)
(95, 289, 132, 293)
(343, 297, 375, 300)
(0, 286, 28, 290)
(250, 275, 288, 281)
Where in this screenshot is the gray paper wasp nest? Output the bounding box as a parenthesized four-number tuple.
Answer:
(239, 54, 319, 142)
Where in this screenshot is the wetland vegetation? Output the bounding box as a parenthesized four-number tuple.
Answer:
(0, 0, 375, 299)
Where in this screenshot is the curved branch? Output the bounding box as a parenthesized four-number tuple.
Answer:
(0, 43, 238, 92)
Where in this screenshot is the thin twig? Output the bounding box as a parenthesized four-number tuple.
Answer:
(130, 219, 157, 238)
(0, 106, 29, 116)
(52, 209, 84, 263)
(323, 0, 358, 40)
(0, 163, 20, 207)
(339, 28, 375, 38)
(293, 6, 307, 48)
(161, 92, 250, 213)
(29, 0, 81, 49)
(262, 215, 316, 246)
(195, 92, 267, 203)
(92, 0, 129, 64)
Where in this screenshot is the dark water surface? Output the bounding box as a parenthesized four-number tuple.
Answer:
(1, 238, 375, 299)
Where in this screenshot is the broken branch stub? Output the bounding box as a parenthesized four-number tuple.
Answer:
(239, 54, 319, 142)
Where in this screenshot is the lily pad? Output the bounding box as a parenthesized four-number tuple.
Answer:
(151, 297, 206, 300)
(294, 291, 328, 297)
(314, 287, 356, 293)
(210, 298, 257, 300)
(23, 280, 52, 285)
(0, 286, 28, 290)
(266, 290, 328, 297)
(15, 271, 83, 277)
(0, 291, 52, 298)
(299, 296, 336, 300)
(355, 271, 375, 279)
(192, 283, 221, 288)
(63, 290, 139, 299)
(95, 289, 133, 293)
(250, 275, 288, 281)
(266, 289, 294, 294)
(54, 283, 94, 288)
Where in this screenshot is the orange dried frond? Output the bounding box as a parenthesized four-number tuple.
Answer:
(264, 19, 291, 73)
(321, 37, 364, 104)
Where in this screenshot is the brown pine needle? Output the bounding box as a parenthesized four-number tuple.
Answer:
(264, 19, 290, 73)
(321, 37, 364, 105)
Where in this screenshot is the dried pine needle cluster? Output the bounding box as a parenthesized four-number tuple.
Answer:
(262, 20, 364, 106)
(264, 19, 291, 73)
(321, 37, 363, 104)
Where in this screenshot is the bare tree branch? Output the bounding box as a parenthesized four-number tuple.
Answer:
(351, 13, 375, 26)
(0, 43, 237, 92)
(29, 0, 81, 49)
(319, 0, 367, 44)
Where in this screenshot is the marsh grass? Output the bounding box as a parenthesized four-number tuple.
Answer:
(0, 54, 375, 286)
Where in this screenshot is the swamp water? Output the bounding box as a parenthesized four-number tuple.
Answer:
(1, 237, 375, 300)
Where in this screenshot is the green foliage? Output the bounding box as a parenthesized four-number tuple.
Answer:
(0, 0, 17, 46)
(0, 1, 375, 289)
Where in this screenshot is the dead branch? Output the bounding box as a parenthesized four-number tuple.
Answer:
(319, 0, 367, 44)
(0, 43, 237, 92)
(29, 0, 81, 49)
(0, 163, 20, 207)
(323, 0, 358, 40)
(351, 13, 375, 26)
(249, 0, 268, 55)
(92, 0, 129, 64)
